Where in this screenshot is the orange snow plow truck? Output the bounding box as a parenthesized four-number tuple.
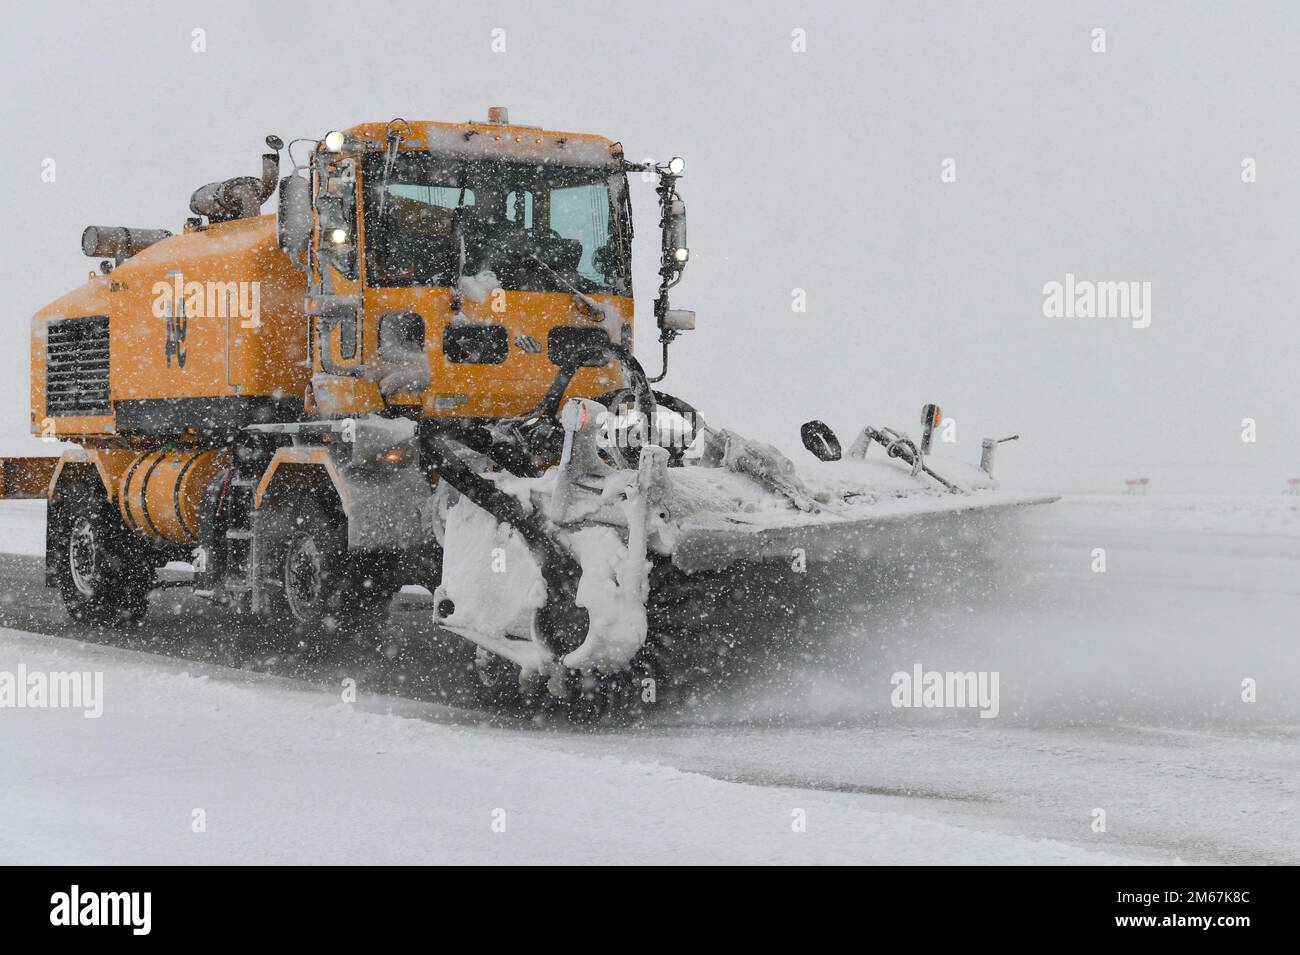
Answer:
(3, 111, 1052, 708)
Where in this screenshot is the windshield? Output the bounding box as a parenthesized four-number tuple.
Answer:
(363, 152, 631, 295)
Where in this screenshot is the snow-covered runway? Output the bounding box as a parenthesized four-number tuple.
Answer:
(1, 494, 1296, 864)
(0, 628, 1140, 865)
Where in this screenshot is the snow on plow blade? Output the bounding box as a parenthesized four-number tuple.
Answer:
(668, 471, 1057, 573)
(427, 398, 1057, 681)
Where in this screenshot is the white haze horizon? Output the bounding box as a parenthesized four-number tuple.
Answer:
(3, 0, 1297, 495)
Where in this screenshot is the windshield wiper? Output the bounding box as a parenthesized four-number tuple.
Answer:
(528, 253, 588, 304)
(375, 118, 411, 227)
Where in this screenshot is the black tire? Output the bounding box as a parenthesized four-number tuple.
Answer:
(259, 496, 396, 653)
(470, 648, 524, 709)
(542, 669, 609, 725)
(50, 480, 153, 627)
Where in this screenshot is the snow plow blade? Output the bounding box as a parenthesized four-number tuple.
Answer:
(424, 398, 1057, 691)
(669, 484, 1058, 573)
(648, 425, 1057, 574)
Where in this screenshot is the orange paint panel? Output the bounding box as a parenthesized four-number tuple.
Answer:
(360, 286, 633, 419)
(32, 215, 309, 432)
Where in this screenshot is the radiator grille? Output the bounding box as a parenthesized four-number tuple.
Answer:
(45, 316, 111, 417)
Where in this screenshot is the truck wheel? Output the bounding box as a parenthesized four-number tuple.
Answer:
(261, 498, 394, 652)
(261, 497, 347, 650)
(472, 647, 521, 708)
(51, 482, 153, 626)
(465, 647, 546, 716)
(547, 669, 609, 724)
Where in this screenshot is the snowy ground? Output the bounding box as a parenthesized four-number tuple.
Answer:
(0, 628, 1138, 865)
(1, 493, 1297, 864)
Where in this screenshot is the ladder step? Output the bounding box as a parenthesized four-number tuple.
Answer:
(225, 529, 254, 539)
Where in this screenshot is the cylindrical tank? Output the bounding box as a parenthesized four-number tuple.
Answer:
(81, 226, 173, 260)
(119, 448, 230, 546)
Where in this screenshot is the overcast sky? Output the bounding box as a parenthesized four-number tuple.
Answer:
(3, 0, 1297, 491)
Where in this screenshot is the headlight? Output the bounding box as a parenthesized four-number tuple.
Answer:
(323, 130, 345, 152)
(329, 228, 348, 244)
(672, 247, 689, 263)
(668, 156, 685, 175)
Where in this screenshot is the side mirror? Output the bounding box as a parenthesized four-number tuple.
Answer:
(277, 174, 312, 255)
(651, 161, 694, 348)
(665, 198, 688, 272)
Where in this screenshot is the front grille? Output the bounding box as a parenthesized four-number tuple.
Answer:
(45, 316, 111, 416)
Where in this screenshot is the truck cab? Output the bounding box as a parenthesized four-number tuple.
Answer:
(290, 115, 641, 422)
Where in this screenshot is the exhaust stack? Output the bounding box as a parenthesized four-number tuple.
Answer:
(189, 151, 280, 223)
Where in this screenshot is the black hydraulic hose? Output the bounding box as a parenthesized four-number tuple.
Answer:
(647, 338, 670, 383)
(421, 429, 581, 582)
(605, 342, 656, 416)
(533, 363, 580, 419)
(863, 427, 961, 493)
(421, 428, 590, 655)
(518, 340, 654, 423)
